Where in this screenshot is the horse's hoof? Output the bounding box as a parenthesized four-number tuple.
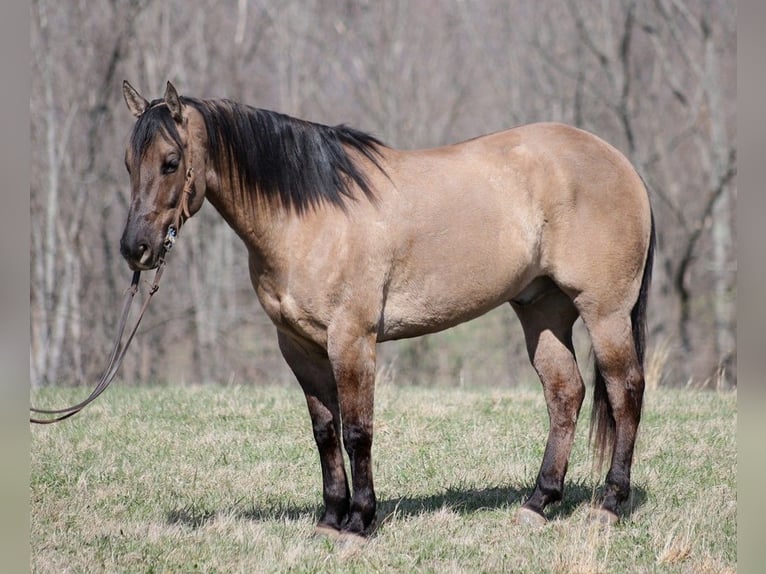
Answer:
(335, 531, 369, 548)
(313, 524, 342, 539)
(516, 506, 548, 527)
(588, 507, 619, 526)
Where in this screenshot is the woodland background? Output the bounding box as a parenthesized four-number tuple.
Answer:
(30, 0, 736, 390)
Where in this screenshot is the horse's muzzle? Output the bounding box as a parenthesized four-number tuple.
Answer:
(120, 229, 163, 271)
(120, 241, 155, 271)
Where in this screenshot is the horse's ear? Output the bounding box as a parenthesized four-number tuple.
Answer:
(164, 81, 183, 123)
(123, 80, 149, 118)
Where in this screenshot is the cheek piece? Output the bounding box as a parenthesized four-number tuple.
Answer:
(161, 165, 194, 259)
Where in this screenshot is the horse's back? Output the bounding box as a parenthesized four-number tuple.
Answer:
(375, 122, 651, 338)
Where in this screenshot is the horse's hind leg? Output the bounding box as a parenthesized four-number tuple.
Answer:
(583, 312, 645, 524)
(278, 332, 351, 536)
(511, 289, 584, 525)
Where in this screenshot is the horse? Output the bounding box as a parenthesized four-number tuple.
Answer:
(119, 81, 654, 539)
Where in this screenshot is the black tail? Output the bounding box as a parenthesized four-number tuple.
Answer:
(590, 209, 655, 469)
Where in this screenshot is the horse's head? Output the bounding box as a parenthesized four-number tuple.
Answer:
(120, 81, 206, 270)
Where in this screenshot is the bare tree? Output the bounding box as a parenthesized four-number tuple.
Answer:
(31, 0, 145, 386)
(30, 0, 736, 389)
(524, 0, 736, 384)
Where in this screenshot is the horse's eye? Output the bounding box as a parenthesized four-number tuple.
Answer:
(161, 157, 179, 175)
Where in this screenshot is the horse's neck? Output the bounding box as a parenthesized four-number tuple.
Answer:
(204, 178, 290, 271)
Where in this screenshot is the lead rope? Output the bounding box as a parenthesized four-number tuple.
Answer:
(30, 166, 194, 424)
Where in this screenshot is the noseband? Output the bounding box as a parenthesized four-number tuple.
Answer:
(30, 165, 196, 424)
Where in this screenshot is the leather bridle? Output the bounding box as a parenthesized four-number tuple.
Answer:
(30, 165, 195, 424)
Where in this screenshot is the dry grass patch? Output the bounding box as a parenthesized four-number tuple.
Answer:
(31, 383, 735, 573)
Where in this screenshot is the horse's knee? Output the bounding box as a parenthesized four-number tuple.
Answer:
(342, 423, 372, 457)
(306, 398, 342, 454)
(313, 417, 338, 448)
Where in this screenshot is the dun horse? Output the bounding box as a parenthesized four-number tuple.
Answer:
(120, 81, 654, 538)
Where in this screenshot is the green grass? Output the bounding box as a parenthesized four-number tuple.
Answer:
(30, 383, 736, 573)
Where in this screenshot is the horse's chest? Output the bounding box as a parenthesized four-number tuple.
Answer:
(255, 284, 328, 347)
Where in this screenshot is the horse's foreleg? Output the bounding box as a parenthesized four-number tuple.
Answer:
(512, 294, 583, 525)
(328, 330, 378, 538)
(278, 333, 350, 534)
(305, 393, 351, 533)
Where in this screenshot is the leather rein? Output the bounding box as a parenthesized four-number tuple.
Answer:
(30, 166, 195, 424)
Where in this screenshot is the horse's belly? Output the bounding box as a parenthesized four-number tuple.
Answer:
(377, 267, 531, 341)
(378, 303, 499, 341)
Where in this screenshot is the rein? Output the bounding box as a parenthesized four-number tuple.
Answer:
(30, 166, 195, 424)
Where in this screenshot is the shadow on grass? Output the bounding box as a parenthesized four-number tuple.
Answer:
(165, 480, 647, 528)
(166, 503, 217, 528)
(377, 480, 647, 522)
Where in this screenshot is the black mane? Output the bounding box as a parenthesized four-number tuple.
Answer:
(129, 97, 386, 212)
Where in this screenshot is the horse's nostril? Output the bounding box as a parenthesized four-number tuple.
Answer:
(138, 243, 152, 264)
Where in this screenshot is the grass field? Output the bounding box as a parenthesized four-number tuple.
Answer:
(30, 382, 736, 573)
